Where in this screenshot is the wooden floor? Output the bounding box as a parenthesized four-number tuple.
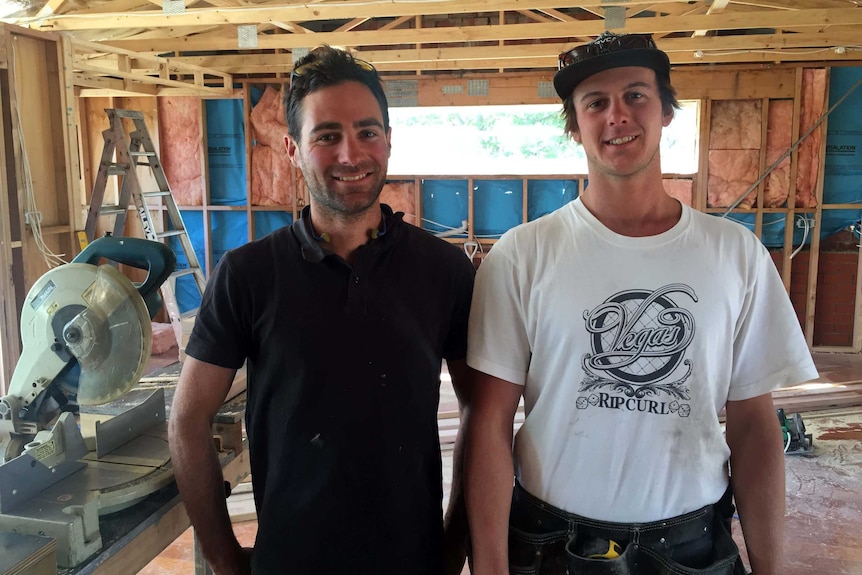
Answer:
(138, 353, 862, 575)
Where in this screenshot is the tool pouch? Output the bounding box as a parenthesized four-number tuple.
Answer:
(561, 514, 739, 575)
(565, 535, 639, 574)
(633, 515, 740, 575)
(508, 524, 569, 575)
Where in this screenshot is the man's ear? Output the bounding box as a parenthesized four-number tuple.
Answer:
(285, 135, 299, 167)
(570, 130, 582, 144)
(662, 109, 674, 128)
(386, 127, 392, 158)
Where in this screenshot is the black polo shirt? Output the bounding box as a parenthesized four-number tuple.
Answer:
(186, 204, 475, 575)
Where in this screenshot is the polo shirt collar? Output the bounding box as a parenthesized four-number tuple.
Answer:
(293, 204, 404, 263)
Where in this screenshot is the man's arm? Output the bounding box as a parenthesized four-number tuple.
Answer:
(442, 359, 473, 575)
(168, 357, 250, 575)
(464, 372, 523, 575)
(725, 392, 785, 575)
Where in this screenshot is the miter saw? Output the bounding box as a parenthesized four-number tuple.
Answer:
(0, 235, 176, 568)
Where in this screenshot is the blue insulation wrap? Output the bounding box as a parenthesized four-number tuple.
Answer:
(212, 212, 249, 268)
(206, 99, 247, 206)
(719, 66, 862, 248)
(473, 180, 523, 238)
(254, 211, 293, 239)
(421, 179, 469, 237)
(528, 179, 579, 222)
(822, 66, 862, 237)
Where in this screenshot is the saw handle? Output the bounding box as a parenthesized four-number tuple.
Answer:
(73, 236, 177, 319)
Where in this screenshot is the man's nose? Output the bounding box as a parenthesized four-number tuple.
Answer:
(337, 135, 364, 165)
(607, 99, 631, 125)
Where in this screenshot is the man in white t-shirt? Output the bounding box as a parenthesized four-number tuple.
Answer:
(464, 32, 817, 575)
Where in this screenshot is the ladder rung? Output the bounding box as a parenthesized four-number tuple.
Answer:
(106, 164, 127, 176)
(130, 151, 156, 157)
(170, 268, 197, 279)
(99, 205, 126, 215)
(157, 230, 186, 239)
(142, 191, 172, 197)
(111, 109, 145, 120)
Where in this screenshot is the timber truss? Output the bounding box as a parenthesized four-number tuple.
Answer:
(3, 0, 862, 96)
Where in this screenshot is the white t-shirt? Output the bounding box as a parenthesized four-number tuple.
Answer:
(467, 198, 818, 523)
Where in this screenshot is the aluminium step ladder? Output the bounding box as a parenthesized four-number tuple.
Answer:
(84, 108, 206, 346)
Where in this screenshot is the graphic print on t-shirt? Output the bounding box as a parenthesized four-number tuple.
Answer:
(577, 283, 697, 417)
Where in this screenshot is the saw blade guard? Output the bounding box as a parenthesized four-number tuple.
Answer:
(68, 265, 152, 405)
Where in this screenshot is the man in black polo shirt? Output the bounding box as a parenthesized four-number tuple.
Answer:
(169, 46, 475, 575)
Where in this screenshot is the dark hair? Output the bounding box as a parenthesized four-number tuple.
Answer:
(561, 72, 680, 138)
(284, 45, 389, 141)
(553, 32, 681, 138)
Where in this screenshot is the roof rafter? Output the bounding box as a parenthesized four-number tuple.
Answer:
(100, 7, 862, 53)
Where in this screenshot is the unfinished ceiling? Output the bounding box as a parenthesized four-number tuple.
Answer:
(3, 1, 862, 95)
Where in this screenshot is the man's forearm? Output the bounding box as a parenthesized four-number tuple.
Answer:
(727, 398, 786, 575)
(170, 418, 245, 575)
(443, 417, 469, 575)
(465, 419, 515, 575)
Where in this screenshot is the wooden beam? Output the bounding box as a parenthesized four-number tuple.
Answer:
(537, 8, 576, 21)
(169, 30, 862, 74)
(35, 0, 69, 18)
(71, 37, 233, 91)
(692, 0, 730, 36)
(335, 18, 370, 33)
(516, 10, 554, 24)
(30, 1, 683, 32)
(271, 21, 315, 34)
(102, 8, 862, 53)
(379, 15, 413, 31)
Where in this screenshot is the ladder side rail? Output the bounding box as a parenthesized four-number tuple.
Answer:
(111, 138, 141, 239)
(84, 133, 119, 241)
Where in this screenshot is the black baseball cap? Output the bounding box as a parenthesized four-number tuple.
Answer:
(553, 32, 671, 100)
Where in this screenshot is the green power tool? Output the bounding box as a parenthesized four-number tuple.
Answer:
(777, 408, 814, 455)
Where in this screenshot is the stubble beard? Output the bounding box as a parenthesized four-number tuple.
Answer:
(307, 175, 386, 220)
(589, 138, 662, 181)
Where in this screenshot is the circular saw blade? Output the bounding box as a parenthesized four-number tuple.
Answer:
(64, 265, 152, 405)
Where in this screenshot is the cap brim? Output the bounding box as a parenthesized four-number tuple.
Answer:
(553, 49, 671, 100)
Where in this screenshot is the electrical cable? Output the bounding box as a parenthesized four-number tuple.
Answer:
(11, 39, 68, 268)
(790, 216, 811, 259)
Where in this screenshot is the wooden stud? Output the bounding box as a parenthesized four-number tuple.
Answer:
(243, 81, 254, 242)
(807, 69, 830, 349)
(695, 98, 710, 212)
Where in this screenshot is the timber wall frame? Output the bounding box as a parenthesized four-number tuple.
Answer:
(2, 50, 861, 390)
(0, 24, 80, 391)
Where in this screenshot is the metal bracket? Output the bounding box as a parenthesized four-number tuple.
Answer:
(94, 388, 166, 458)
(0, 412, 88, 513)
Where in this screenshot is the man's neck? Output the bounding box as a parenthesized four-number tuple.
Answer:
(580, 172, 681, 237)
(309, 203, 383, 263)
